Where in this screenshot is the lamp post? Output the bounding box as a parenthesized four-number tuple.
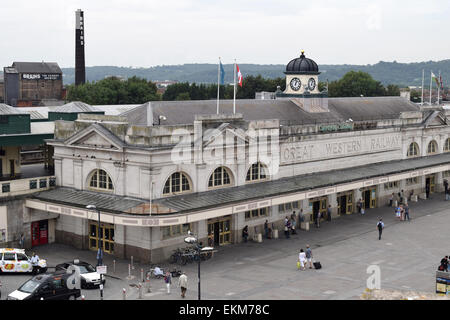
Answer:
(86, 204, 103, 300)
(184, 231, 213, 300)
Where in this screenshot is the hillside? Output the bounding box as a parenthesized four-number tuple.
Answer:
(45, 60, 450, 87)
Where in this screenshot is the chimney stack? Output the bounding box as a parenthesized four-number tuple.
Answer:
(75, 9, 86, 85)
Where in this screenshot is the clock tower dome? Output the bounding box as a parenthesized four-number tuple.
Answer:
(280, 50, 322, 96)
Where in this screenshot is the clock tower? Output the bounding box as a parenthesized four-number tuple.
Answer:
(278, 50, 322, 96)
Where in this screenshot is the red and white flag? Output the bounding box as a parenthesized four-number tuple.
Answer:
(236, 64, 243, 87)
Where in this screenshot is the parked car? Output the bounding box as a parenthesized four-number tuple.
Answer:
(7, 272, 81, 300)
(55, 259, 105, 289)
(0, 248, 47, 274)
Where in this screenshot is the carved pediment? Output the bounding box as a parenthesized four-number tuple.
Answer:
(65, 124, 125, 151)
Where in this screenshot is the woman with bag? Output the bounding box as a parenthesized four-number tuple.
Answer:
(298, 249, 306, 271)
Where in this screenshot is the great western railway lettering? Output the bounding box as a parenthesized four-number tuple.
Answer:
(281, 133, 401, 164)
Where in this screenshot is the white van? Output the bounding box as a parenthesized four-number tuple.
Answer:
(0, 248, 47, 273)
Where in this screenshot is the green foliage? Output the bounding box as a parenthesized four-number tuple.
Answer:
(162, 75, 285, 101)
(66, 76, 160, 104)
(327, 71, 402, 98)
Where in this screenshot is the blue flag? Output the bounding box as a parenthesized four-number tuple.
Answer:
(220, 61, 225, 85)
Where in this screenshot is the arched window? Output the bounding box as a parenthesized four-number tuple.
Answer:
(444, 138, 450, 152)
(246, 162, 267, 182)
(407, 142, 419, 157)
(427, 140, 438, 155)
(208, 167, 232, 188)
(163, 172, 191, 195)
(89, 169, 114, 191)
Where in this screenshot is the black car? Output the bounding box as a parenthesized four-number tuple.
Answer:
(7, 272, 81, 300)
(55, 260, 105, 289)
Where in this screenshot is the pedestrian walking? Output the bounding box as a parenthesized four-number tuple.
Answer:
(298, 249, 306, 271)
(31, 252, 40, 275)
(439, 256, 449, 272)
(242, 225, 249, 243)
(395, 205, 401, 220)
(426, 184, 430, 199)
(305, 245, 313, 269)
(285, 217, 291, 238)
(290, 211, 297, 234)
(316, 211, 321, 228)
(19, 234, 24, 249)
(377, 218, 384, 240)
(264, 220, 269, 239)
(389, 193, 394, 207)
(357, 199, 362, 214)
(178, 272, 188, 298)
(96, 248, 103, 266)
(404, 204, 410, 221)
(164, 271, 172, 294)
(326, 205, 332, 222)
(444, 179, 449, 201)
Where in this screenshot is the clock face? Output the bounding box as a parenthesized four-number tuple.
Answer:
(290, 77, 301, 91)
(308, 78, 316, 91)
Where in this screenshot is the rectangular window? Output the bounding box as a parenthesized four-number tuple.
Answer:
(2, 183, 10, 193)
(39, 179, 47, 188)
(443, 171, 450, 178)
(30, 180, 37, 189)
(162, 224, 192, 239)
(245, 208, 268, 220)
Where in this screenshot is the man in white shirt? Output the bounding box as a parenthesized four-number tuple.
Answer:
(30, 253, 40, 275)
(178, 272, 188, 298)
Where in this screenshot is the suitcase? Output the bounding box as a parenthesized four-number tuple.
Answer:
(313, 261, 322, 270)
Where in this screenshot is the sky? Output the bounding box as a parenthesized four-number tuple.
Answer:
(0, 0, 449, 68)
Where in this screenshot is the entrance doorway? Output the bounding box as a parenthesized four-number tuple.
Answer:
(89, 222, 115, 254)
(309, 197, 327, 222)
(425, 175, 435, 196)
(207, 216, 232, 247)
(31, 220, 48, 247)
(362, 187, 377, 209)
(337, 192, 353, 215)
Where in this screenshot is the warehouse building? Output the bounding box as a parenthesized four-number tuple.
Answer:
(3, 62, 63, 107)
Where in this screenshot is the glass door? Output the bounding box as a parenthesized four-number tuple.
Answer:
(89, 222, 115, 254)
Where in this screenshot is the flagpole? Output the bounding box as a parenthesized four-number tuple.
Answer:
(437, 70, 441, 105)
(421, 69, 424, 105)
(217, 57, 220, 114)
(233, 59, 236, 114)
(429, 71, 433, 105)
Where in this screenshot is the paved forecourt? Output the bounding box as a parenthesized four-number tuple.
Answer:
(1, 194, 449, 300)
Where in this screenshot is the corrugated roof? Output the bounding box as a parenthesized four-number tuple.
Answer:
(120, 97, 420, 126)
(0, 103, 29, 115)
(153, 153, 450, 213)
(12, 62, 62, 74)
(32, 187, 146, 214)
(51, 101, 101, 113)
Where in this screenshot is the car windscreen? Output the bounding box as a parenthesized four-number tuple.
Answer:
(78, 264, 96, 274)
(19, 280, 42, 293)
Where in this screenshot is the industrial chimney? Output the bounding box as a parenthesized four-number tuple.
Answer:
(75, 9, 86, 85)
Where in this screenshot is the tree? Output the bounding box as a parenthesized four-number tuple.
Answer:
(66, 76, 160, 105)
(328, 71, 386, 97)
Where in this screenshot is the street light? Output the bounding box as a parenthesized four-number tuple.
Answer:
(184, 231, 213, 300)
(86, 204, 104, 300)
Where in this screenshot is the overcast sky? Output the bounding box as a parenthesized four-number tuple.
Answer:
(1, 0, 449, 68)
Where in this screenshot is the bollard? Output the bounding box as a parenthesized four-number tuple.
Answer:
(138, 284, 143, 299)
(131, 256, 134, 269)
(128, 264, 131, 278)
(122, 288, 127, 300)
(146, 274, 151, 293)
(113, 260, 116, 273)
(141, 268, 144, 283)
